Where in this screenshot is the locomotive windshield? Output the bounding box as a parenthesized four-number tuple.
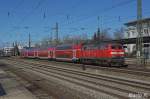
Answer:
(111, 44, 123, 49)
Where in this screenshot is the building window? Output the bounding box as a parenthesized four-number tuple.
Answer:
(143, 28, 149, 36)
(127, 32, 130, 38)
(128, 47, 130, 52)
(131, 31, 135, 36)
(133, 45, 136, 51)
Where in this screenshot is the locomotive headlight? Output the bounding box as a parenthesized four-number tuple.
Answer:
(111, 52, 117, 54)
(111, 52, 124, 54)
(118, 52, 124, 54)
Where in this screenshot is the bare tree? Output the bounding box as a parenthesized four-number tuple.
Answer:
(63, 35, 73, 44)
(34, 37, 51, 48)
(34, 43, 40, 48)
(101, 29, 112, 40)
(113, 27, 124, 40)
(62, 33, 88, 44)
(92, 28, 112, 42)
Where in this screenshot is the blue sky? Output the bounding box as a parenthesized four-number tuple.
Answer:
(0, 0, 150, 47)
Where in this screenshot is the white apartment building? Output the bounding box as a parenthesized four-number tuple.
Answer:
(124, 18, 150, 58)
(3, 47, 14, 56)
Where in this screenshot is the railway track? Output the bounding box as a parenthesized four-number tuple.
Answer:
(10, 57, 150, 77)
(1, 58, 150, 99)
(125, 58, 150, 66)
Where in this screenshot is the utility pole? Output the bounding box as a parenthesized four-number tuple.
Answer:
(56, 22, 59, 45)
(12, 42, 15, 56)
(136, 0, 144, 65)
(52, 22, 59, 45)
(50, 32, 53, 44)
(97, 16, 101, 42)
(97, 16, 103, 42)
(29, 33, 31, 48)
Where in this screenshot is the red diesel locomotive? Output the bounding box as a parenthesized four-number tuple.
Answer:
(80, 43, 124, 66)
(21, 43, 125, 66)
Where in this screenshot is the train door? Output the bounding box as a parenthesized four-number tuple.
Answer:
(73, 49, 76, 59)
(53, 50, 56, 59)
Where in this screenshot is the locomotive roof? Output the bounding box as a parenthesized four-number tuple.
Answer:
(22, 47, 39, 51)
(23, 45, 56, 50)
(83, 42, 122, 46)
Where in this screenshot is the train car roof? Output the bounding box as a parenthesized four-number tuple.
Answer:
(22, 47, 38, 51)
(56, 44, 72, 47)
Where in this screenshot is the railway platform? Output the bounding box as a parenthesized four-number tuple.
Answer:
(0, 67, 37, 99)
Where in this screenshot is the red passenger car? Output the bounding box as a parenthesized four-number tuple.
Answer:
(20, 48, 36, 58)
(55, 44, 82, 62)
(37, 47, 55, 59)
(37, 48, 48, 59)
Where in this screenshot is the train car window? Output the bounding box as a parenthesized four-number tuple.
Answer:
(144, 44, 150, 47)
(83, 45, 99, 50)
(83, 46, 87, 50)
(111, 46, 116, 49)
(87, 45, 93, 50)
(92, 47, 98, 50)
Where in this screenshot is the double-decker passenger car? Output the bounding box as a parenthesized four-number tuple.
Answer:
(21, 47, 55, 59)
(55, 44, 82, 62)
(37, 47, 55, 59)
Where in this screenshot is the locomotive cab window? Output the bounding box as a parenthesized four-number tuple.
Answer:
(111, 45, 123, 49)
(82, 46, 87, 50)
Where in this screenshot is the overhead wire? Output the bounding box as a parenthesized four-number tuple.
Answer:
(57, 0, 136, 40)
(8, 0, 47, 45)
(6, 0, 150, 45)
(10, 0, 47, 38)
(7, 0, 25, 17)
(60, 0, 136, 28)
(18, 0, 47, 25)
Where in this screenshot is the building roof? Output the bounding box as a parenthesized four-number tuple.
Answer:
(102, 36, 150, 44)
(124, 17, 150, 26)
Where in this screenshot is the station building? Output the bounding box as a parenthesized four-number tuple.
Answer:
(124, 17, 150, 58)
